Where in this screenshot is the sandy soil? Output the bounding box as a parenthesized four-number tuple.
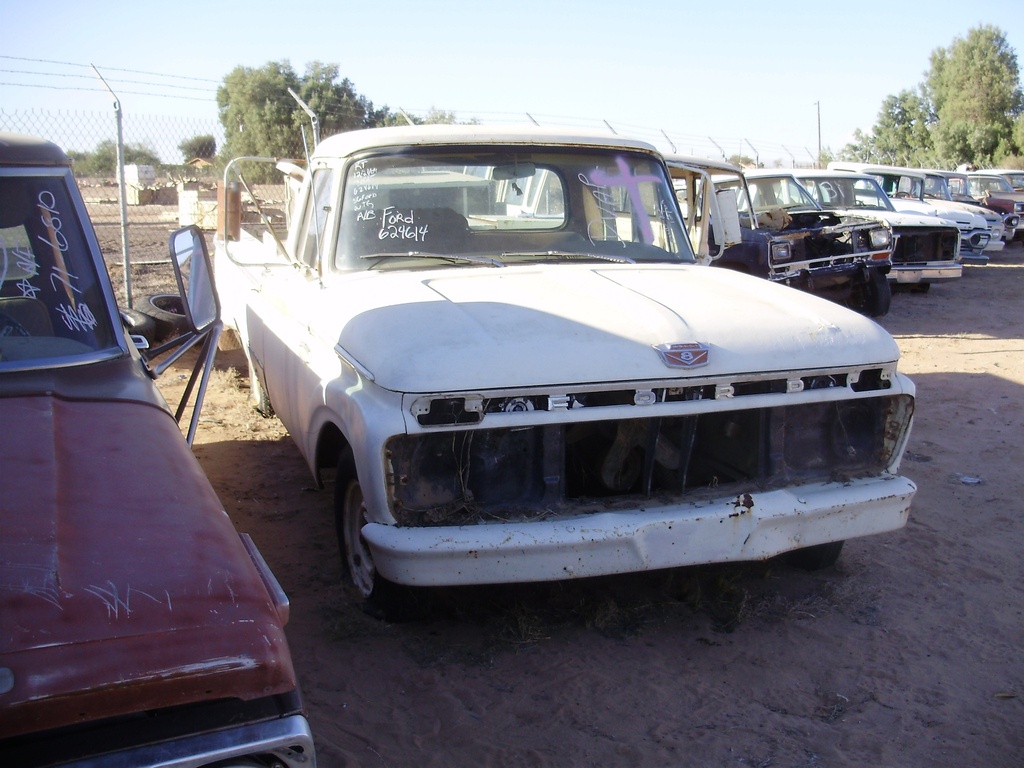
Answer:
(135, 238, 1023, 768)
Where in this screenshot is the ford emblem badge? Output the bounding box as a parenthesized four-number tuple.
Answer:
(656, 342, 710, 368)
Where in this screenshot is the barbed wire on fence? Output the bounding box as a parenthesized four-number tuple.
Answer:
(3, 54, 827, 164)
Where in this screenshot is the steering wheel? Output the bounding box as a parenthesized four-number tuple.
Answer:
(0, 310, 30, 338)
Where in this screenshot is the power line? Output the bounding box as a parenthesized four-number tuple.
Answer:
(0, 68, 216, 94)
(0, 55, 220, 84)
(0, 81, 217, 102)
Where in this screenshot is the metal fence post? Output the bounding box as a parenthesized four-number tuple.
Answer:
(91, 65, 132, 307)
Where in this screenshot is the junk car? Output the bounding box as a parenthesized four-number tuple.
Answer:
(828, 162, 993, 264)
(665, 157, 893, 317)
(792, 168, 962, 291)
(214, 125, 917, 613)
(0, 132, 315, 768)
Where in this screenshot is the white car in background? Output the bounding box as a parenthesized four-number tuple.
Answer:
(792, 169, 962, 290)
(828, 162, 994, 264)
(919, 170, 1005, 253)
(960, 170, 1024, 240)
(980, 167, 1024, 191)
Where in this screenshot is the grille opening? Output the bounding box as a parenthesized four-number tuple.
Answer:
(732, 379, 789, 397)
(388, 396, 905, 527)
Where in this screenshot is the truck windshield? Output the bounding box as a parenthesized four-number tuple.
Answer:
(875, 174, 924, 200)
(798, 176, 893, 211)
(969, 176, 1014, 197)
(334, 147, 693, 270)
(923, 175, 953, 201)
(0, 174, 117, 366)
(746, 177, 820, 213)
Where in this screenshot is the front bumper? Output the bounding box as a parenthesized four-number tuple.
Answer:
(960, 231, 991, 264)
(364, 474, 916, 586)
(57, 715, 315, 768)
(959, 249, 991, 265)
(890, 263, 963, 283)
(773, 259, 888, 293)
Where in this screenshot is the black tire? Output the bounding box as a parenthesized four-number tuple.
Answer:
(335, 448, 378, 599)
(783, 540, 844, 571)
(855, 268, 892, 318)
(869, 268, 892, 317)
(120, 308, 157, 345)
(137, 293, 189, 340)
(249, 364, 274, 418)
(334, 448, 425, 620)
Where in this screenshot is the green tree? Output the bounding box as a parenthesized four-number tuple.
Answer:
(839, 89, 936, 165)
(841, 25, 1021, 167)
(377, 106, 478, 127)
(216, 60, 396, 173)
(927, 25, 1022, 165)
(296, 61, 393, 139)
(1011, 116, 1024, 166)
(870, 89, 936, 166)
(838, 128, 878, 163)
(726, 154, 756, 168)
(179, 134, 217, 161)
(422, 107, 458, 124)
(68, 139, 161, 176)
(217, 61, 303, 163)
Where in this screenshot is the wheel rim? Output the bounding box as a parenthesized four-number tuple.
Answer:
(341, 478, 376, 597)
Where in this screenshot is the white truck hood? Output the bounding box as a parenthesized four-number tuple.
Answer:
(829, 208, 956, 230)
(332, 264, 899, 394)
(926, 199, 993, 227)
(888, 198, 987, 231)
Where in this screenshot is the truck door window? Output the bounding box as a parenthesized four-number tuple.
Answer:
(298, 168, 335, 271)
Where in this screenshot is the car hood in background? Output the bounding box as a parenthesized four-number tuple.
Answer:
(0, 396, 297, 739)
(828, 207, 958, 230)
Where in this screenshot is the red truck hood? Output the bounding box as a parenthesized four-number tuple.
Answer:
(0, 395, 297, 739)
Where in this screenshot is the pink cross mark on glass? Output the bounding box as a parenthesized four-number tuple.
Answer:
(588, 156, 659, 244)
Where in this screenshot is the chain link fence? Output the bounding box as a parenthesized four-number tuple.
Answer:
(2, 108, 236, 307)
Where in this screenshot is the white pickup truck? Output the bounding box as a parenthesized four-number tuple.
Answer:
(828, 162, 997, 264)
(790, 169, 963, 290)
(214, 125, 917, 613)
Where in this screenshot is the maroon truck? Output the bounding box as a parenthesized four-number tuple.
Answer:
(0, 133, 315, 767)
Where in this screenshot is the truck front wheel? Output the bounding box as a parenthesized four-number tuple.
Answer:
(335, 448, 377, 599)
(854, 268, 892, 318)
(334, 449, 428, 620)
(783, 540, 844, 570)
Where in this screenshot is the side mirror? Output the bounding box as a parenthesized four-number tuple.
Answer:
(170, 225, 219, 333)
(714, 189, 743, 250)
(145, 225, 222, 445)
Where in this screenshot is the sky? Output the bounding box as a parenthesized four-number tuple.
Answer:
(1, 0, 1021, 164)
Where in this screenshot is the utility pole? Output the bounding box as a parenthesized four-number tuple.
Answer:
(91, 65, 131, 307)
(815, 101, 822, 167)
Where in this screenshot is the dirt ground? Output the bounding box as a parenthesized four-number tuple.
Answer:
(110, 230, 1024, 768)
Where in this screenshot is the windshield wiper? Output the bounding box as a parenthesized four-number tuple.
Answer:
(500, 250, 636, 264)
(361, 251, 505, 267)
